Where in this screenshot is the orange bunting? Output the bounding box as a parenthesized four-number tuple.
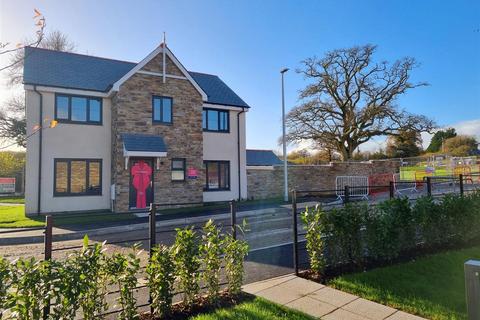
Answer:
(50, 120, 58, 128)
(33, 8, 42, 17)
(33, 124, 41, 130)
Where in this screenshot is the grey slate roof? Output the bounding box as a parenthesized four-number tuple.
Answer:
(189, 72, 249, 108)
(122, 134, 167, 153)
(246, 150, 283, 166)
(23, 47, 136, 92)
(23, 47, 250, 107)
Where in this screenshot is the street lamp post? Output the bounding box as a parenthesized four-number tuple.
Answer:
(281, 68, 289, 202)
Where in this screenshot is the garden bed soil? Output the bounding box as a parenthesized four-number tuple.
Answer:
(140, 291, 254, 320)
(299, 237, 480, 284)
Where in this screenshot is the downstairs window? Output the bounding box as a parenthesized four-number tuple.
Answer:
(204, 161, 230, 191)
(54, 159, 102, 196)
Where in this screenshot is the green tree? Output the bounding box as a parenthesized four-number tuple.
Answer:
(386, 130, 422, 158)
(0, 151, 25, 177)
(426, 128, 456, 153)
(444, 135, 478, 156)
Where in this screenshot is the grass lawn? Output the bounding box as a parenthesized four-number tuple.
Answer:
(0, 205, 44, 228)
(0, 205, 136, 228)
(189, 297, 314, 320)
(329, 245, 480, 320)
(0, 196, 25, 204)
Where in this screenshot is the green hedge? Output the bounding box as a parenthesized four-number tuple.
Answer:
(302, 191, 480, 273)
(0, 220, 248, 320)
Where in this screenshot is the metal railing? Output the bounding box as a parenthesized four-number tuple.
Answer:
(1, 200, 239, 319)
(290, 174, 480, 276)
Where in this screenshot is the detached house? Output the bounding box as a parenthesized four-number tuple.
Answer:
(23, 44, 249, 214)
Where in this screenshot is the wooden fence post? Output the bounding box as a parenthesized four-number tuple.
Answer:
(292, 190, 299, 276)
(230, 200, 237, 240)
(43, 215, 53, 320)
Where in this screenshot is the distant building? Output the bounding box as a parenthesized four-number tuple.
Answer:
(246, 150, 283, 167)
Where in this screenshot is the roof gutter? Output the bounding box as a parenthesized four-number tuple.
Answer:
(33, 85, 43, 215)
(237, 107, 246, 200)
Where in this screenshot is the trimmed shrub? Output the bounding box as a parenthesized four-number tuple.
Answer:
(301, 205, 326, 275)
(302, 191, 480, 272)
(223, 235, 249, 295)
(49, 256, 83, 318)
(147, 244, 175, 318)
(324, 203, 365, 266)
(76, 237, 109, 319)
(106, 244, 142, 320)
(0, 256, 12, 317)
(9, 257, 50, 320)
(200, 220, 224, 303)
(412, 196, 445, 247)
(2, 221, 250, 318)
(172, 227, 200, 306)
(441, 193, 476, 243)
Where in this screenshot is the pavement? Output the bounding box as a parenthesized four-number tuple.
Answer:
(243, 274, 426, 320)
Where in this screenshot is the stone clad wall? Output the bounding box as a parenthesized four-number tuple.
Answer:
(247, 160, 401, 199)
(111, 53, 204, 212)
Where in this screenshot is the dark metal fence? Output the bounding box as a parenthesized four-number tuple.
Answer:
(291, 174, 480, 276)
(1, 200, 239, 319)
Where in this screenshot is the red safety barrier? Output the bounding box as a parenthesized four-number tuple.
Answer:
(368, 173, 394, 195)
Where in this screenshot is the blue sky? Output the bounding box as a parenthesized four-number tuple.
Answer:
(1, 0, 479, 152)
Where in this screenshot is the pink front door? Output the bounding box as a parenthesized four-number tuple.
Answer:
(129, 159, 153, 209)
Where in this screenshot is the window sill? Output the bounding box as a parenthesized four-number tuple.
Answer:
(153, 121, 173, 126)
(55, 120, 103, 126)
(203, 129, 230, 134)
(203, 188, 231, 192)
(53, 193, 103, 197)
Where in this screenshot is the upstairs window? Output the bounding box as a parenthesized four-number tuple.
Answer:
(153, 96, 173, 124)
(55, 94, 102, 124)
(202, 108, 229, 132)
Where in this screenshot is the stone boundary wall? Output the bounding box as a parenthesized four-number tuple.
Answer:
(247, 160, 401, 200)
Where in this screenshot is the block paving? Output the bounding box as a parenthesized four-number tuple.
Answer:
(243, 274, 426, 320)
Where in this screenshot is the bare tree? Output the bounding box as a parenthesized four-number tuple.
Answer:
(0, 9, 45, 73)
(0, 27, 76, 148)
(8, 29, 76, 86)
(286, 44, 435, 160)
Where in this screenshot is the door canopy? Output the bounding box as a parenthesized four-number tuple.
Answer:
(122, 133, 167, 169)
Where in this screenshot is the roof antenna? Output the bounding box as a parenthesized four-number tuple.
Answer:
(162, 32, 166, 83)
